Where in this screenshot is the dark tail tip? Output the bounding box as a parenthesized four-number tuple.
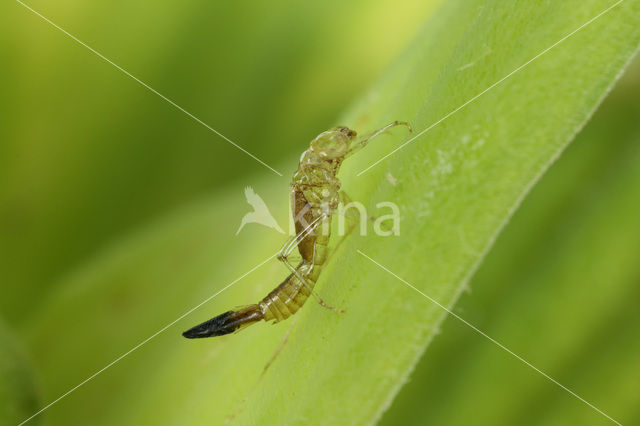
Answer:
(182, 311, 235, 338)
(182, 305, 263, 339)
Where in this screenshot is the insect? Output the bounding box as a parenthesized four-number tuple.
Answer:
(183, 121, 411, 338)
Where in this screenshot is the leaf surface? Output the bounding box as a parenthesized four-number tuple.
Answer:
(24, 1, 640, 424)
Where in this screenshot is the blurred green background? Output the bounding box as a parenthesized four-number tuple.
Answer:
(0, 0, 439, 323)
(1, 0, 639, 425)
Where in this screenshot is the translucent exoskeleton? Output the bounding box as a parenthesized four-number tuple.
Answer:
(183, 121, 412, 338)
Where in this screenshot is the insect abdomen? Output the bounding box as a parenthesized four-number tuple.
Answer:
(182, 305, 263, 338)
(261, 270, 315, 322)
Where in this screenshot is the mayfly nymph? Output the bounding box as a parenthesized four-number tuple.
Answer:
(183, 121, 411, 338)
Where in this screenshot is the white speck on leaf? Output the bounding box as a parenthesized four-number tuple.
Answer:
(472, 138, 486, 150)
(432, 149, 454, 177)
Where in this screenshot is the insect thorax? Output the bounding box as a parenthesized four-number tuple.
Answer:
(293, 159, 341, 211)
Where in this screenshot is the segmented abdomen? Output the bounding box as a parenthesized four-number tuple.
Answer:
(260, 259, 325, 323)
(262, 185, 333, 323)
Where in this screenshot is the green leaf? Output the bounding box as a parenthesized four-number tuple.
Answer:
(0, 321, 40, 425)
(23, 1, 640, 425)
(381, 58, 640, 426)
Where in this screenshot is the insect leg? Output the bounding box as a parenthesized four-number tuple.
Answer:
(277, 214, 325, 266)
(346, 120, 412, 156)
(277, 215, 344, 312)
(276, 215, 330, 305)
(285, 260, 344, 313)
